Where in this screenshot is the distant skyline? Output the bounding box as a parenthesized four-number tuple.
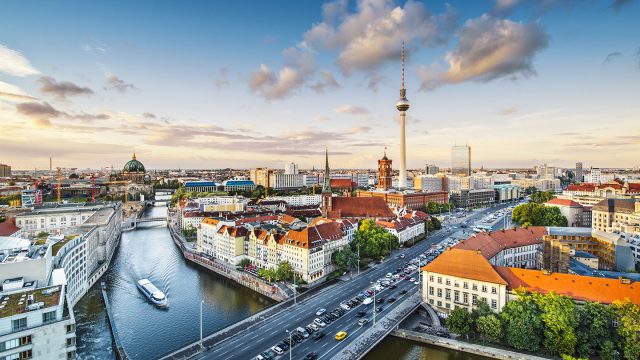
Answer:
(1, 0, 639, 170)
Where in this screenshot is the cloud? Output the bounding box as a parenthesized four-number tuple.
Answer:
(38, 76, 94, 99)
(0, 81, 38, 102)
(610, 0, 632, 11)
(142, 112, 156, 118)
(15, 101, 110, 124)
(419, 15, 548, 91)
(492, 0, 520, 15)
(603, 51, 622, 63)
(366, 73, 386, 92)
(498, 107, 519, 115)
(104, 74, 137, 93)
(249, 44, 315, 100)
(392, 113, 421, 124)
(304, 0, 455, 75)
(0, 44, 40, 77)
(334, 105, 370, 116)
(309, 71, 341, 93)
(215, 68, 230, 89)
(81, 40, 107, 55)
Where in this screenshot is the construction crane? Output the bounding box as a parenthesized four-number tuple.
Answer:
(56, 168, 61, 204)
(91, 174, 96, 203)
(107, 180, 130, 203)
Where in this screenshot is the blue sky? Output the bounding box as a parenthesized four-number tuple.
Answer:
(1, 0, 639, 170)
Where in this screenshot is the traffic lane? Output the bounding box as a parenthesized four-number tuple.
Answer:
(200, 233, 445, 359)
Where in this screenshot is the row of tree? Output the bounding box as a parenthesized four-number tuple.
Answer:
(446, 290, 640, 360)
(248, 260, 298, 283)
(423, 202, 453, 214)
(331, 219, 400, 273)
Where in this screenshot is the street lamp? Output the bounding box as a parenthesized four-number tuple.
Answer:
(293, 274, 297, 305)
(370, 281, 377, 325)
(357, 243, 360, 275)
(199, 300, 204, 351)
(285, 329, 292, 360)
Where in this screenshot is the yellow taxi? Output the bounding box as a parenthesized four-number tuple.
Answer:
(335, 331, 348, 341)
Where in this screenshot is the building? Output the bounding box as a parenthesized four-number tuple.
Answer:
(542, 227, 635, 272)
(266, 195, 321, 207)
(451, 145, 471, 177)
(249, 168, 272, 188)
(376, 211, 428, 244)
(330, 179, 356, 191)
(303, 174, 319, 187)
(121, 153, 147, 183)
(470, 175, 492, 190)
(223, 179, 256, 192)
(284, 162, 298, 175)
(377, 151, 392, 190)
(575, 162, 583, 183)
(422, 248, 640, 316)
(511, 178, 561, 193)
(0, 163, 11, 177)
(414, 175, 443, 193)
(493, 184, 522, 203)
(592, 198, 639, 232)
(425, 164, 439, 175)
(356, 190, 449, 211)
(269, 173, 304, 190)
(184, 181, 219, 193)
(590, 167, 602, 184)
(396, 44, 410, 189)
(453, 227, 545, 268)
(449, 188, 495, 208)
(0, 284, 77, 360)
(545, 198, 587, 227)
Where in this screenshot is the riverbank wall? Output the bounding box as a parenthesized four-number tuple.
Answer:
(101, 282, 130, 360)
(390, 329, 551, 360)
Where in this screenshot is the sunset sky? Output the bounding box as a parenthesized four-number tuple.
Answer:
(1, 0, 639, 170)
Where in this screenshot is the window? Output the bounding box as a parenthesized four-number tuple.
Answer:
(445, 279, 451, 286)
(472, 284, 478, 291)
(454, 291, 459, 303)
(429, 287, 434, 296)
(481, 285, 487, 293)
(491, 299, 497, 309)
(445, 303, 450, 309)
(1, 338, 20, 352)
(472, 294, 478, 305)
(445, 289, 451, 300)
(437, 288, 442, 298)
(11, 318, 27, 331)
(437, 277, 442, 284)
(463, 282, 468, 289)
(429, 275, 434, 282)
(437, 301, 442, 307)
(43, 310, 57, 323)
(463, 292, 468, 304)
(491, 287, 497, 294)
(66, 337, 76, 347)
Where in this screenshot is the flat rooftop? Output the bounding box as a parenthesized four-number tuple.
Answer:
(0, 286, 62, 318)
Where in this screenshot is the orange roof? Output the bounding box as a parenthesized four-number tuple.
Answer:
(453, 227, 546, 260)
(567, 184, 596, 192)
(495, 267, 640, 304)
(284, 222, 343, 249)
(278, 214, 299, 226)
(330, 178, 356, 188)
(327, 197, 395, 219)
(422, 248, 508, 285)
(201, 217, 220, 226)
(0, 218, 20, 236)
(546, 198, 582, 207)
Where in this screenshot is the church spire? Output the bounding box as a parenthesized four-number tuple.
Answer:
(132, 152, 136, 160)
(323, 147, 331, 193)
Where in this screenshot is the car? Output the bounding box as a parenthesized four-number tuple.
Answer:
(322, 315, 332, 323)
(387, 297, 396, 303)
(313, 331, 324, 340)
(376, 298, 385, 304)
(362, 297, 373, 305)
(376, 307, 383, 312)
(266, 350, 277, 359)
(296, 327, 309, 338)
(305, 325, 315, 334)
(259, 352, 272, 360)
(335, 331, 348, 341)
(283, 337, 292, 346)
(314, 318, 326, 327)
(386, 273, 392, 278)
(400, 289, 408, 295)
(409, 277, 416, 282)
(355, 310, 366, 317)
(358, 318, 369, 326)
(272, 346, 284, 355)
(389, 284, 397, 289)
(255, 355, 265, 360)
(279, 342, 289, 350)
(399, 274, 406, 278)
(400, 254, 405, 258)
(316, 308, 326, 316)
(304, 352, 318, 360)
(309, 323, 319, 331)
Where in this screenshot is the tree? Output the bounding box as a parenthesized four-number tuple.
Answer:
(446, 307, 473, 338)
(512, 203, 568, 227)
(612, 299, 640, 360)
(331, 247, 358, 273)
(258, 268, 277, 282)
(182, 225, 197, 239)
(276, 261, 294, 282)
(500, 291, 543, 351)
(600, 340, 621, 360)
(251, 185, 265, 199)
(352, 219, 399, 259)
(534, 292, 578, 356)
(476, 315, 503, 343)
(575, 302, 616, 357)
(238, 258, 253, 269)
(471, 299, 492, 325)
(530, 191, 555, 204)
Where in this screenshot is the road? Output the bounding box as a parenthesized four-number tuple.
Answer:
(194, 204, 510, 360)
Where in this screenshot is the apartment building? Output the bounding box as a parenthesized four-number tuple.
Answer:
(592, 198, 639, 232)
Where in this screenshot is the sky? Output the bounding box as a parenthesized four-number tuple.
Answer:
(1, 0, 639, 170)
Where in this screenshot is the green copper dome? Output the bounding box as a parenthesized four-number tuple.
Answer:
(124, 153, 145, 172)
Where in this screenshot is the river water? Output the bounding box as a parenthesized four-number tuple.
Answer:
(74, 204, 491, 360)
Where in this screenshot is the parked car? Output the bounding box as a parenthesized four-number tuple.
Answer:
(316, 308, 326, 316)
(314, 318, 326, 327)
(271, 346, 284, 355)
(358, 318, 369, 326)
(313, 331, 324, 340)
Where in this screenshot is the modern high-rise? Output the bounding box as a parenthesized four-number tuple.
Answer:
(284, 162, 298, 175)
(451, 145, 471, 177)
(425, 164, 439, 175)
(0, 163, 11, 177)
(575, 162, 583, 183)
(396, 43, 410, 189)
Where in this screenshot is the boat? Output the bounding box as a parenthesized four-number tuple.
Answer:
(136, 279, 168, 307)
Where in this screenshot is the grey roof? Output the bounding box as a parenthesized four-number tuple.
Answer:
(0, 236, 31, 251)
(546, 227, 593, 236)
(592, 198, 636, 213)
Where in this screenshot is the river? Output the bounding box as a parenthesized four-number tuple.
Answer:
(74, 204, 492, 360)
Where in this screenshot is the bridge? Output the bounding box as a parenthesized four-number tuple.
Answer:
(158, 204, 508, 360)
(122, 216, 167, 231)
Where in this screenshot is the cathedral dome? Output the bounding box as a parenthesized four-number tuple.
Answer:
(123, 153, 145, 173)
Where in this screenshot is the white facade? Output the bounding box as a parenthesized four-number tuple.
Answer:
(470, 175, 493, 190)
(266, 195, 322, 207)
(303, 174, 319, 187)
(284, 162, 299, 175)
(15, 207, 98, 236)
(414, 175, 443, 192)
(490, 244, 540, 269)
(269, 174, 304, 189)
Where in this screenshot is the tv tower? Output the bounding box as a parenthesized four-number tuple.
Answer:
(396, 43, 410, 189)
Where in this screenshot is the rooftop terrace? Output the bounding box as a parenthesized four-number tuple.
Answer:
(0, 286, 62, 318)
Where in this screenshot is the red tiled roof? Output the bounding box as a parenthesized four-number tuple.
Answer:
(284, 222, 343, 249)
(0, 218, 20, 236)
(330, 179, 356, 188)
(453, 227, 546, 260)
(278, 214, 299, 225)
(495, 267, 640, 304)
(546, 198, 583, 207)
(327, 197, 395, 219)
(422, 248, 508, 285)
(218, 225, 248, 238)
(566, 184, 596, 192)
